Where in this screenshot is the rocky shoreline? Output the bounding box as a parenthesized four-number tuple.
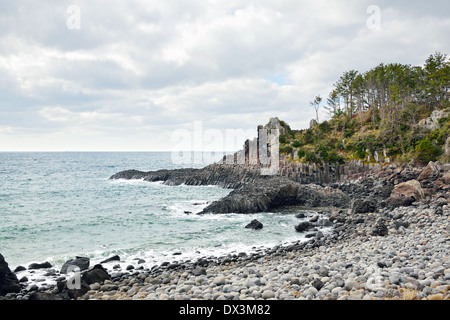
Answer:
(1, 161, 449, 300)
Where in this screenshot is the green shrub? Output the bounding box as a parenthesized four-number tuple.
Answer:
(297, 149, 306, 159)
(415, 139, 442, 164)
(279, 145, 293, 154)
(318, 121, 331, 133)
(305, 150, 319, 163)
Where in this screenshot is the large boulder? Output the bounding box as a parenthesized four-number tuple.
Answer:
(199, 176, 350, 214)
(387, 180, 424, 207)
(351, 198, 376, 214)
(417, 161, 440, 182)
(295, 221, 313, 233)
(0, 254, 21, 296)
(418, 109, 449, 130)
(445, 136, 450, 158)
(60, 256, 90, 274)
(81, 264, 110, 285)
(245, 219, 263, 230)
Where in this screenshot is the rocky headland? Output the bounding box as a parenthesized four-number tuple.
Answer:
(1, 118, 449, 301)
(1, 156, 449, 301)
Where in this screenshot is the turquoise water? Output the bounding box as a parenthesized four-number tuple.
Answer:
(0, 152, 318, 271)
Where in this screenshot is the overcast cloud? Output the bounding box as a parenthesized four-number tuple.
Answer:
(0, 0, 449, 151)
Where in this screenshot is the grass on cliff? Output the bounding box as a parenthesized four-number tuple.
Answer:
(277, 107, 449, 166)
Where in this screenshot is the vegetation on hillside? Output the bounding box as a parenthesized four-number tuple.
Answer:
(278, 52, 450, 165)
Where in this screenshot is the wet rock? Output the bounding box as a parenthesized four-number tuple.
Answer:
(13, 266, 26, 273)
(245, 219, 263, 230)
(28, 261, 52, 270)
(82, 264, 111, 285)
(295, 222, 313, 233)
(201, 176, 349, 214)
(0, 254, 21, 296)
(60, 256, 90, 274)
(100, 255, 121, 264)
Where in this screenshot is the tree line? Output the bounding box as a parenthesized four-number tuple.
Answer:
(293, 52, 450, 164)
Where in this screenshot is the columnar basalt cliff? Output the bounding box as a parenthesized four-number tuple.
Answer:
(110, 118, 450, 214)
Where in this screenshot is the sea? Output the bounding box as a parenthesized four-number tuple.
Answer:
(0, 152, 327, 286)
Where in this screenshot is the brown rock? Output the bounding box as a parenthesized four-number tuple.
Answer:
(387, 180, 425, 207)
(417, 162, 440, 181)
(442, 172, 450, 185)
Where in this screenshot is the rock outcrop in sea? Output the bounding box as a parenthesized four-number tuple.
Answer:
(109, 118, 450, 216)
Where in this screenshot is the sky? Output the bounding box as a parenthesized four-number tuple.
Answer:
(0, 0, 449, 151)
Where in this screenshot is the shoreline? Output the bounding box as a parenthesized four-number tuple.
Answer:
(1, 160, 449, 300)
(2, 201, 449, 301)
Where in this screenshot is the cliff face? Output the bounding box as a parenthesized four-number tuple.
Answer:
(110, 118, 450, 214)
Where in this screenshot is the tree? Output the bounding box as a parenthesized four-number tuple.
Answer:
(310, 95, 322, 123)
(334, 70, 359, 118)
(422, 52, 450, 109)
(310, 95, 322, 149)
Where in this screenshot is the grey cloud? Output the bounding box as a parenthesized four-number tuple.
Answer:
(0, 1, 449, 150)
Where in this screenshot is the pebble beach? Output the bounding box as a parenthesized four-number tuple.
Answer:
(11, 202, 447, 301)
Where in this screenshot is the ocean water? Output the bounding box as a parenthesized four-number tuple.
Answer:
(0, 152, 324, 275)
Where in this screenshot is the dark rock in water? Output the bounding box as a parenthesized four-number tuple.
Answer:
(60, 256, 90, 274)
(184, 211, 192, 214)
(109, 164, 262, 189)
(19, 276, 28, 283)
(351, 198, 376, 214)
(245, 219, 263, 230)
(126, 265, 134, 270)
(82, 264, 110, 285)
(372, 219, 388, 236)
(295, 221, 313, 233)
(0, 253, 21, 296)
(295, 213, 306, 218)
(28, 261, 52, 270)
(13, 265, 26, 273)
(100, 255, 120, 264)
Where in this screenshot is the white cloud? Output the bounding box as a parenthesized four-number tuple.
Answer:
(0, 0, 449, 151)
